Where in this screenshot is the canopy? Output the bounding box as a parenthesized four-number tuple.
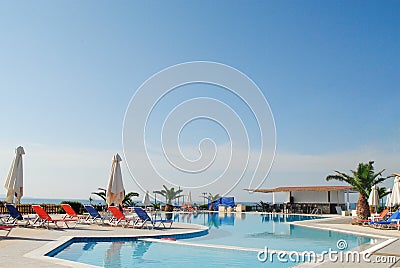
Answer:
(4, 146, 25, 204)
(209, 197, 235, 211)
(142, 191, 150, 207)
(187, 191, 192, 206)
(368, 185, 379, 207)
(106, 153, 125, 206)
(391, 177, 400, 206)
(385, 189, 392, 208)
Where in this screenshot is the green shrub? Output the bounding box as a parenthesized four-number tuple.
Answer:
(59, 201, 84, 214)
(198, 204, 208, 210)
(376, 206, 385, 213)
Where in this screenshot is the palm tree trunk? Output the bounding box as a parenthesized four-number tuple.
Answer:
(165, 204, 174, 212)
(356, 194, 370, 220)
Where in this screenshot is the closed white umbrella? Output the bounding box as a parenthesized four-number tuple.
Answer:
(368, 185, 379, 208)
(106, 154, 125, 206)
(385, 189, 392, 208)
(142, 191, 150, 208)
(391, 177, 400, 206)
(4, 146, 25, 204)
(187, 191, 192, 206)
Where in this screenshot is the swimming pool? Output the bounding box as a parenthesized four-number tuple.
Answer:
(49, 213, 377, 267)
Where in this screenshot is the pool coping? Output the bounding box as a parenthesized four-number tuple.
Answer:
(289, 216, 399, 259)
(23, 223, 209, 268)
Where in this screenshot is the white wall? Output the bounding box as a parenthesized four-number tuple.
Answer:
(291, 190, 345, 203)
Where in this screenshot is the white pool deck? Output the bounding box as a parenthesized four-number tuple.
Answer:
(0, 213, 399, 267)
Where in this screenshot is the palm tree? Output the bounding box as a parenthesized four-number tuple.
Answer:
(326, 161, 389, 220)
(91, 188, 107, 201)
(208, 193, 221, 202)
(207, 193, 221, 210)
(377, 187, 391, 199)
(90, 188, 139, 207)
(122, 192, 140, 207)
(376, 187, 391, 207)
(153, 185, 183, 211)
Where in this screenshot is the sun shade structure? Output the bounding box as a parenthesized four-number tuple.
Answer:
(385, 189, 392, 208)
(246, 185, 355, 213)
(246, 186, 354, 193)
(391, 176, 400, 206)
(4, 146, 25, 204)
(142, 190, 150, 207)
(106, 153, 125, 206)
(187, 191, 192, 206)
(368, 185, 379, 208)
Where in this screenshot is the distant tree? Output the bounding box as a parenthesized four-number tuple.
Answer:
(207, 193, 221, 210)
(122, 192, 139, 207)
(90, 188, 139, 207)
(153, 185, 183, 211)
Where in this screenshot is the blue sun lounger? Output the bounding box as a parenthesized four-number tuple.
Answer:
(4, 204, 34, 226)
(133, 207, 173, 229)
(84, 205, 107, 224)
(369, 209, 400, 228)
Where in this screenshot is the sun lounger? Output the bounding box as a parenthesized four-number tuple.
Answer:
(61, 204, 87, 223)
(32, 205, 77, 229)
(367, 208, 389, 222)
(354, 208, 390, 225)
(108, 206, 136, 227)
(368, 209, 400, 229)
(4, 204, 34, 226)
(84, 205, 107, 224)
(0, 225, 13, 236)
(133, 207, 173, 229)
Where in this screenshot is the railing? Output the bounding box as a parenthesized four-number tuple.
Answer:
(0, 203, 106, 215)
(311, 208, 322, 215)
(0, 204, 62, 214)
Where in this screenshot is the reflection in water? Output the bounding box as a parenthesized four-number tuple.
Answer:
(82, 242, 97, 251)
(171, 212, 241, 228)
(131, 241, 151, 264)
(104, 242, 125, 267)
(103, 241, 152, 267)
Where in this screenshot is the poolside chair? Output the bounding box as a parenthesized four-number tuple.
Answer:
(84, 205, 107, 225)
(108, 206, 136, 227)
(368, 209, 400, 229)
(0, 225, 14, 237)
(4, 204, 34, 226)
(356, 208, 390, 225)
(133, 207, 173, 229)
(368, 208, 389, 222)
(31, 205, 77, 229)
(61, 204, 87, 223)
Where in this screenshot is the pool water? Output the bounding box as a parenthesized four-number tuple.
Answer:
(53, 240, 282, 268)
(176, 213, 371, 252)
(50, 213, 375, 267)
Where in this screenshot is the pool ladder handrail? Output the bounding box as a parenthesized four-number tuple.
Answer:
(310, 208, 322, 215)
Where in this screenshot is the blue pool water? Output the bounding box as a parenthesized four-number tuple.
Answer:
(50, 213, 375, 267)
(174, 213, 371, 252)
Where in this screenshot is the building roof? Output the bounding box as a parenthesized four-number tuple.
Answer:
(246, 185, 355, 193)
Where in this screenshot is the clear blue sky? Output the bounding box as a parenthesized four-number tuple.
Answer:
(0, 1, 399, 201)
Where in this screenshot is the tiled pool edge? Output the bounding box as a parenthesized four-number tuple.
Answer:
(290, 216, 399, 260)
(23, 225, 209, 267)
